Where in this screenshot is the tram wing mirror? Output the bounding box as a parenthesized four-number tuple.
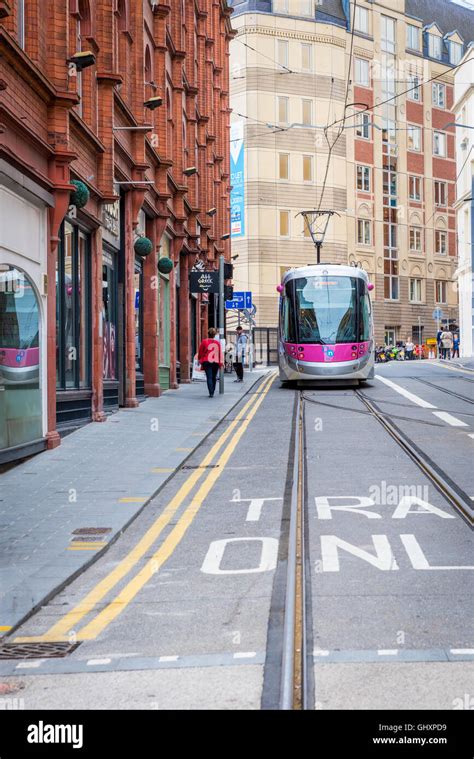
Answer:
(367, 283, 374, 291)
(276, 285, 284, 293)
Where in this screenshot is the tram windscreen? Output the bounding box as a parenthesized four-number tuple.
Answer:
(294, 276, 358, 344)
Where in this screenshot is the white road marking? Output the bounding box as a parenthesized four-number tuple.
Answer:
(377, 649, 398, 656)
(468, 434, 474, 440)
(16, 660, 44, 669)
(86, 658, 111, 666)
(158, 655, 179, 662)
(432, 411, 468, 427)
(450, 649, 474, 655)
(201, 537, 278, 575)
(313, 649, 330, 657)
(376, 376, 436, 409)
(233, 652, 256, 659)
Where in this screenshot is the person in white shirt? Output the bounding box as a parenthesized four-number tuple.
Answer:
(233, 326, 248, 382)
(405, 339, 414, 360)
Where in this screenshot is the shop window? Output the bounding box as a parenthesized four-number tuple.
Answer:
(102, 249, 118, 380)
(56, 221, 91, 390)
(0, 266, 42, 450)
(134, 258, 144, 374)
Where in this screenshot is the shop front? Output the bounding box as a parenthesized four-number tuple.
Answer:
(55, 219, 92, 431)
(0, 176, 50, 463)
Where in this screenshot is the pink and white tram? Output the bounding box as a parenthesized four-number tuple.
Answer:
(277, 264, 375, 385)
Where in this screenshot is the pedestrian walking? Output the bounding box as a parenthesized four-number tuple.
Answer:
(197, 327, 223, 397)
(233, 326, 248, 383)
(452, 333, 460, 359)
(440, 328, 453, 360)
(436, 328, 443, 359)
(405, 339, 415, 361)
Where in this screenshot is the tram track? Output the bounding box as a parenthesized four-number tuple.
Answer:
(302, 388, 473, 528)
(410, 376, 474, 405)
(269, 378, 473, 710)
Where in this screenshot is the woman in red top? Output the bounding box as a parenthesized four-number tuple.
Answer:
(197, 327, 223, 397)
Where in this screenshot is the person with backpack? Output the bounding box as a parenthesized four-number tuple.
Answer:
(440, 328, 453, 360)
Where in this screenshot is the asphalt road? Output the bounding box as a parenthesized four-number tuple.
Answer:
(0, 360, 472, 710)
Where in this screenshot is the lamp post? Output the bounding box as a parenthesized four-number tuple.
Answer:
(296, 210, 340, 264)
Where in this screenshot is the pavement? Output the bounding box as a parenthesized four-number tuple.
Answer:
(0, 368, 269, 637)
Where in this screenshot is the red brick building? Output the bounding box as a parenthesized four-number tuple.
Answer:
(0, 0, 234, 463)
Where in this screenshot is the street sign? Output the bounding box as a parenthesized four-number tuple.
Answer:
(189, 270, 219, 294)
(432, 308, 444, 321)
(225, 291, 252, 310)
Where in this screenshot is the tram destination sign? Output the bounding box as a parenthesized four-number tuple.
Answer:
(189, 270, 219, 294)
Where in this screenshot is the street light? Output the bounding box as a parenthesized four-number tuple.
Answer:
(296, 210, 340, 264)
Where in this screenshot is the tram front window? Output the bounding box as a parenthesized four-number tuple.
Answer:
(295, 276, 358, 344)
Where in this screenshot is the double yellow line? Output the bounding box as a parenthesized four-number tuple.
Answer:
(16, 371, 276, 643)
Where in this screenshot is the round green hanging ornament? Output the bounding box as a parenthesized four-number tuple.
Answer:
(134, 236, 153, 257)
(70, 180, 90, 209)
(157, 256, 173, 274)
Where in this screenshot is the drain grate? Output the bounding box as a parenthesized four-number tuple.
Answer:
(181, 464, 220, 470)
(0, 642, 80, 660)
(72, 527, 112, 536)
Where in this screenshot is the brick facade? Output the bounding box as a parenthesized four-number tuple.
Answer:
(0, 0, 234, 460)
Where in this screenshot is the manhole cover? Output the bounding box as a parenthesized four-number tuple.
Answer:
(0, 642, 80, 660)
(72, 528, 112, 536)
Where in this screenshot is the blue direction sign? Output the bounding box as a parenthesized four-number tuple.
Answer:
(225, 291, 252, 310)
(432, 308, 444, 321)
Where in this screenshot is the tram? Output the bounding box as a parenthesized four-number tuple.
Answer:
(277, 264, 375, 384)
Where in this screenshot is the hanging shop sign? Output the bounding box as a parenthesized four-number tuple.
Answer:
(102, 200, 120, 240)
(189, 270, 219, 294)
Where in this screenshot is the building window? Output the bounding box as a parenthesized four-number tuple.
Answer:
(384, 258, 399, 300)
(279, 210, 290, 237)
(278, 96, 288, 124)
(355, 58, 370, 87)
(277, 39, 288, 68)
(354, 6, 369, 35)
(385, 326, 397, 345)
(18, 0, 25, 49)
(355, 112, 370, 139)
(279, 153, 289, 180)
(357, 219, 371, 246)
(450, 40, 463, 65)
(381, 16, 396, 53)
(407, 73, 421, 101)
(357, 165, 371, 192)
(303, 155, 313, 182)
(299, 0, 313, 17)
(435, 230, 448, 255)
(433, 131, 446, 157)
(409, 176, 422, 201)
(301, 43, 312, 72)
(432, 83, 446, 108)
(435, 280, 447, 303)
(409, 226, 423, 252)
(302, 99, 312, 126)
(434, 181, 447, 206)
(56, 221, 91, 390)
(273, 0, 289, 13)
(407, 125, 421, 151)
(428, 34, 442, 60)
(409, 278, 422, 302)
(407, 24, 420, 51)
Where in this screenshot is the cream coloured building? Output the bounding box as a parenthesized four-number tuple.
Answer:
(453, 43, 474, 357)
(229, 0, 474, 345)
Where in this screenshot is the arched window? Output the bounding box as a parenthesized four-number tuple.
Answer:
(166, 89, 173, 155)
(18, 0, 25, 49)
(144, 44, 153, 100)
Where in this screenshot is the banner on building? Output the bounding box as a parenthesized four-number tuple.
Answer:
(230, 121, 245, 238)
